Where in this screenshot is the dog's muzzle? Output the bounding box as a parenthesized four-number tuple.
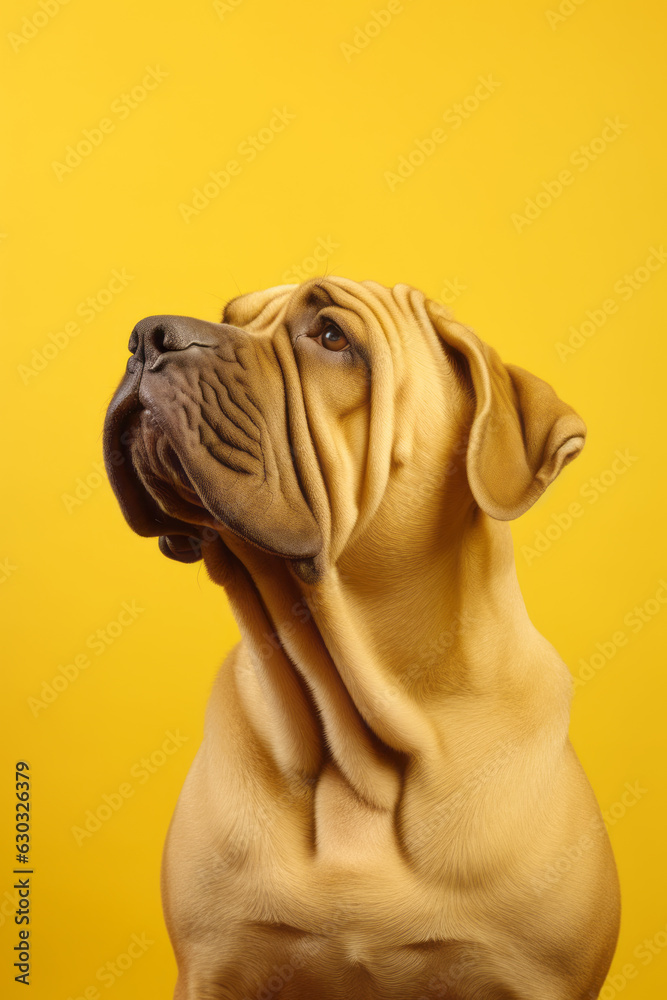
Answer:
(103, 313, 322, 564)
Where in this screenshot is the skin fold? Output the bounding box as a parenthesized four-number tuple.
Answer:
(103, 277, 620, 1000)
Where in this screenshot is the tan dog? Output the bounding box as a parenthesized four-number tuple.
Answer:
(103, 277, 620, 1000)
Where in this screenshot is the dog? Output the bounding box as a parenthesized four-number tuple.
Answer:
(103, 277, 620, 1000)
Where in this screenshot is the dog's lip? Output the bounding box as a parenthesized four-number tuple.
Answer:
(103, 373, 205, 541)
(158, 534, 202, 563)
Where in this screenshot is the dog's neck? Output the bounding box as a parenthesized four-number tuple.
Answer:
(204, 507, 571, 810)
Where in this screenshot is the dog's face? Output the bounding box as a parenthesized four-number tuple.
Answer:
(104, 277, 586, 577)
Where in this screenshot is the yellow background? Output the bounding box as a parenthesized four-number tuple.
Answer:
(1, 0, 666, 996)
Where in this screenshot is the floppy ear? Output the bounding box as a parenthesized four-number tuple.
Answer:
(425, 299, 586, 520)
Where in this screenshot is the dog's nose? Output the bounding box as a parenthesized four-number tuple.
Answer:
(129, 315, 219, 368)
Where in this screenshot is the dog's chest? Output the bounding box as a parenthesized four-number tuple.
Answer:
(312, 764, 401, 865)
(299, 765, 461, 946)
(164, 760, 566, 998)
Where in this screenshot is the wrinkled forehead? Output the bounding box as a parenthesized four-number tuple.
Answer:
(222, 277, 427, 350)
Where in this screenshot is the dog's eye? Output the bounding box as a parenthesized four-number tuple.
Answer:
(320, 323, 349, 352)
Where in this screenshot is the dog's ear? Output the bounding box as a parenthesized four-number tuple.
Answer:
(425, 300, 586, 520)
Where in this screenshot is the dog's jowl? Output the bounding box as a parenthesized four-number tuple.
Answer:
(104, 277, 620, 1000)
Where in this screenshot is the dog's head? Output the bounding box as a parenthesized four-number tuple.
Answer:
(103, 277, 585, 578)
